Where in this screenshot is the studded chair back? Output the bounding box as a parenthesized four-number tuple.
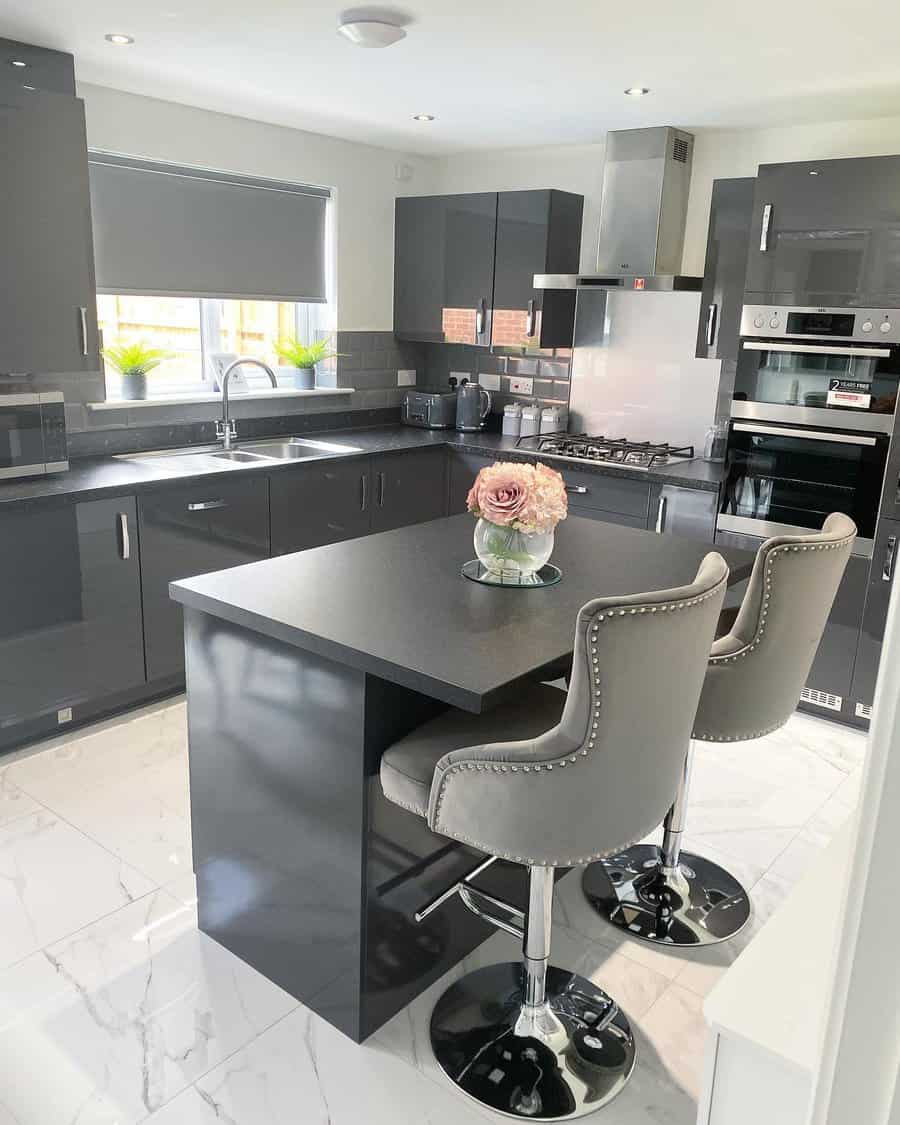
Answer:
(425, 552, 729, 867)
(693, 513, 856, 742)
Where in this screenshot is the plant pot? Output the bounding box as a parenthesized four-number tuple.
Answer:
(474, 518, 554, 582)
(292, 366, 316, 390)
(120, 374, 147, 401)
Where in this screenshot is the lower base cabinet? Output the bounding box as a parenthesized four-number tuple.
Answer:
(649, 484, 718, 541)
(851, 518, 900, 713)
(0, 496, 144, 745)
(139, 477, 270, 682)
(370, 448, 447, 533)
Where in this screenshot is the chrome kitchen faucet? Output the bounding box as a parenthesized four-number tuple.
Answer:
(217, 359, 278, 450)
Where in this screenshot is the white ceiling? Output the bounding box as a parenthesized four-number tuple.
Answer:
(3, 0, 900, 155)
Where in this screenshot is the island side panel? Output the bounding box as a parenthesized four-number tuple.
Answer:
(183, 607, 369, 1041)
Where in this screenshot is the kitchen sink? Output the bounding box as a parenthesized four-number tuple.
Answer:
(208, 450, 271, 462)
(244, 437, 364, 458)
(117, 436, 364, 474)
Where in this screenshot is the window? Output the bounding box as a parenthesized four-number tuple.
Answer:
(98, 296, 327, 399)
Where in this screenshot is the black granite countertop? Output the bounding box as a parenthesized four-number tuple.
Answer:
(0, 425, 727, 509)
(171, 513, 751, 712)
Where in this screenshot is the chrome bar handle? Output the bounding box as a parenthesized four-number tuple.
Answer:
(883, 535, 897, 582)
(655, 495, 668, 534)
(117, 511, 130, 560)
(187, 499, 227, 512)
(760, 203, 772, 252)
(377, 470, 385, 507)
(565, 484, 588, 494)
(706, 303, 718, 348)
(79, 306, 89, 356)
(475, 298, 486, 338)
(525, 298, 536, 338)
(360, 473, 368, 512)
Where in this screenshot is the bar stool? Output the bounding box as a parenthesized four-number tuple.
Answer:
(380, 553, 728, 1119)
(583, 513, 857, 947)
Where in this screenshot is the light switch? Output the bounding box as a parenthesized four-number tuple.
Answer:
(397, 369, 416, 386)
(479, 373, 501, 392)
(509, 377, 534, 395)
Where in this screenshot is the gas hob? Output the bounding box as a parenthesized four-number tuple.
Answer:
(517, 434, 695, 471)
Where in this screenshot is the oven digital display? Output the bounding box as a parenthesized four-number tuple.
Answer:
(785, 312, 856, 336)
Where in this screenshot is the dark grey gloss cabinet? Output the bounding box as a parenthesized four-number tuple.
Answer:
(695, 178, 755, 362)
(744, 156, 900, 307)
(0, 90, 99, 375)
(271, 459, 371, 555)
(493, 190, 583, 349)
(371, 448, 448, 533)
(139, 477, 270, 681)
(649, 484, 717, 541)
(0, 497, 144, 743)
(851, 519, 900, 713)
(394, 193, 498, 345)
(805, 553, 869, 710)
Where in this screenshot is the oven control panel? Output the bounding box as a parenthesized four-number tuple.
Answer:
(741, 305, 900, 344)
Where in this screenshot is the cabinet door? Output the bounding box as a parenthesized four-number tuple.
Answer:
(139, 477, 270, 681)
(0, 91, 99, 375)
(394, 194, 497, 345)
(806, 553, 869, 704)
(271, 459, 371, 555)
(493, 190, 583, 349)
(851, 520, 900, 710)
(371, 448, 448, 533)
(0, 497, 144, 728)
(744, 158, 900, 306)
(696, 178, 755, 362)
(448, 451, 494, 515)
(650, 484, 718, 541)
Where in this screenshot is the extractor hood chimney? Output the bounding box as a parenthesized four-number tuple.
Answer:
(535, 126, 702, 293)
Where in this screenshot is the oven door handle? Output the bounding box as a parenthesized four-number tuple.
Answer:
(732, 422, 878, 446)
(742, 341, 891, 359)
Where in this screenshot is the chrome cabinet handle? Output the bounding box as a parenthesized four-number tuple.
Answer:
(117, 511, 130, 560)
(360, 473, 368, 511)
(79, 307, 89, 356)
(377, 471, 386, 506)
(706, 303, 718, 348)
(565, 484, 588, 494)
(655, 495, 668, 534)
(475, 299, 486, 338)
(883, 535, 896, 582)
(526, 298, 536, 338)
(760, 203, 772, 252)
(187, 499, 227, 512)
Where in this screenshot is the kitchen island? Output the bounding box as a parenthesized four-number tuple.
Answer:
(171, 514, 751, 1042)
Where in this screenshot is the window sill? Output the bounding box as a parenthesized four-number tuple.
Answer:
(87, 387, 353, 411)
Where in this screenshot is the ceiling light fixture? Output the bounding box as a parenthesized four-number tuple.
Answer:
(9, 59, 28, 68)
(624, 86, 650, 97)
(337, 19, 406, 48)
(809, 169, 821, 176)
(413, 113, 434, 122)
(105, 33, 135, 45)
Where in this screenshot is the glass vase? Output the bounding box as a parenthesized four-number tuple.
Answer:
(474, 518, 554, 583)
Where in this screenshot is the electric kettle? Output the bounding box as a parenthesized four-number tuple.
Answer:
(455, 380, 492, 432)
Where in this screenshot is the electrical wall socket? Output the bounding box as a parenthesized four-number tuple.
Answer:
(509, 376, 534, 395)
(479, 373, 501, 392)
(397, 369, 416, 386)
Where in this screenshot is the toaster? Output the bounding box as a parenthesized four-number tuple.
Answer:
(401, 389, 458, 429)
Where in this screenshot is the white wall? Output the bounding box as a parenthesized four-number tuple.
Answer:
(78, 83, 438, 331)
(434, 114, 900, 274)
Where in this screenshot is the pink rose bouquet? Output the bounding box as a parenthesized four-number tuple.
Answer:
(467, 461, 568, 534)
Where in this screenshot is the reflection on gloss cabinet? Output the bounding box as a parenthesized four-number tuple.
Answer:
(851, 518, 900, 716)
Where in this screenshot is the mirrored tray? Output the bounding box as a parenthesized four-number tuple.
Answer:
(461, 559, 562, 588)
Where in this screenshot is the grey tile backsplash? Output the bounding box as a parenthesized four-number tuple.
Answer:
(420, 343, 572, 414)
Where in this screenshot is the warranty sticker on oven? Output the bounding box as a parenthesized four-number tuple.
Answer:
(827, 379, 872, 409)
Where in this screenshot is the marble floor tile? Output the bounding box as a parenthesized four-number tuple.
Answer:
(0, 771, 41, 827)
(638, 985, 708, 1099)
(0, 886, 297, 1125)
(0, 809, 155, 970)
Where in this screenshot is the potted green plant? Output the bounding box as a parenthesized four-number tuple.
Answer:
(103, 342, 174, 401)
(274, 338, 342, 390)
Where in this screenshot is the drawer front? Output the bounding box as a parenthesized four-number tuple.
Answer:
(568, 507, 647, 529)
(270, 459, 371, 555)
(559, 468, 651, 519)
(139, 476, 270, 681)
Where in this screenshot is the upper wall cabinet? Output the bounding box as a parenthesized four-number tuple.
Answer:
(0, 88, 100, 376)
(744, 156, 900, 308)
(695, 177, 755, 363)
(394, 189, 583, 348)
(0, 37, 75, 98)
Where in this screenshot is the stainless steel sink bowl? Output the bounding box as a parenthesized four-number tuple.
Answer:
(117, 435, 364, 474)
(208, 450, 271, 462)
(244, 437, 364, 458)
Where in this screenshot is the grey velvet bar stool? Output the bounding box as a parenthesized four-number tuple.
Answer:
(583, 512, 857, 947)
(380, 553, 728, 1119)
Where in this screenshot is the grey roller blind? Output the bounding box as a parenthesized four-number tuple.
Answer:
(88, 153, 329, 302)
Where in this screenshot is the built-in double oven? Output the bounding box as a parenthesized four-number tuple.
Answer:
(717, 305, 900, 557)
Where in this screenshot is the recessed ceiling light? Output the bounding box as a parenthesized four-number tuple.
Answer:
(337, 19, 406, 48)
(413, 113, 434, 122)
(624, 86, 650, 97)
(809, 169, 821, 176)
(105, 33, 135, 45)
(9, 59, 28, 68)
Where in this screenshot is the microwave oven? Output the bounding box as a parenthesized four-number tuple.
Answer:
(0, 392, 69, 480)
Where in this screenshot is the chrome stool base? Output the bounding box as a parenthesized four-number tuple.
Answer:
(583, 844, 751, 947)
(430, 961, 635, 1120)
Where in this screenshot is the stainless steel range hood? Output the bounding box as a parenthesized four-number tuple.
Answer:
(535, 126, 702, 293)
